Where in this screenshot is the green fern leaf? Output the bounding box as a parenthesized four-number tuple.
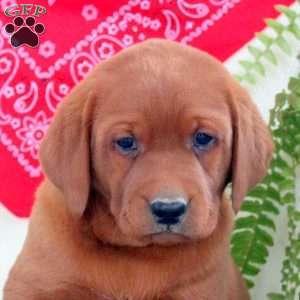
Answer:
(231, 230, 254, 246)
(278, 179, 294, 191)
(232, 15, 300, 294)
(239, 60, 254, 70)
(248, 45, 262, 59)
(256, 32, 273, 47)
(275, 92, 287, 107)
(271, 157, 290, 171)
(276, 36, 292, 54)
(247, 186, 267, 197)
(269, 109, 276, 125)
(254, 243, 269, 259)
(288, 77, 300, 93)
(287, 24, 300, 40)
(240, 200, 261, 213)
(234, 75, 243, 82)
(261, 199, 280, 215)
(267, 293, 285, 300)
(235, 216, 257, 230)
(248, 247, 267, 264)
(289, 94, 300, 110)
(270, 172, 286, 183)
(265, 49, 278, 65)
(244, 72, 256, 84)
(282, 193, 294, 204)
(275, 5, 298, 20)
(266, 19, 285, 34)
(266, 186, 281, 201)
(253, 62, 265, 76)
(245, 279, 254, 289)
(257, 214, 276, 231)
(255, 227, 274, 246)
(232, 253, 245, 266)
(243, 263, 260, 276)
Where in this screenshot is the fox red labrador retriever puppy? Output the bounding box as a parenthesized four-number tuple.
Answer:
(4, 39, 273, 300)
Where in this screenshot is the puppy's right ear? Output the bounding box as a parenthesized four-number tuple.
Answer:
(39, 84, 95, 217)
(229, 83, 274, 213)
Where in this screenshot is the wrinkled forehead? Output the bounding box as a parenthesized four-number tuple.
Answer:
(93, 43, 232, 132)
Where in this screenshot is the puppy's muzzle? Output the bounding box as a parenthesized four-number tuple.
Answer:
(150, 196, 187, 225)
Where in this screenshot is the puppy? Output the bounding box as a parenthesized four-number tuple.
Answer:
(4, 39, 273, 300)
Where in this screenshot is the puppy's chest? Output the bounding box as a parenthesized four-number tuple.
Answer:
(100, 296, 171, 300)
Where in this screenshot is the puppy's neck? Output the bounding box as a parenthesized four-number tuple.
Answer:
(36, 180, 234, 300)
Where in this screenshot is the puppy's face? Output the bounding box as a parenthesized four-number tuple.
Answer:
(91, 59, 232, 246)
(40, 40, 273, 247)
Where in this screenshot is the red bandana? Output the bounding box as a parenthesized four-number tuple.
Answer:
(0, 0, 294, 217)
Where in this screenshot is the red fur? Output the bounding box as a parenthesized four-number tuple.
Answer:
(4, 39, 273, 300)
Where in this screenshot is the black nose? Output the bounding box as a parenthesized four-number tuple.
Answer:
(150, 201, 187, 225)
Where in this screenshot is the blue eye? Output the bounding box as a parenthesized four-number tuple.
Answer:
(115, 136, 138, 155)
(193, 131, 215, 150)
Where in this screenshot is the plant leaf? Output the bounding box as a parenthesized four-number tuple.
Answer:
(275, 5, 298, 19)
(258, 214, 276, 231)
(275, 92, 287, 108)
(239, 60, 254, 70)
(247, 188, 268, 200)
(245, 279, 254, 289)
(248, 45, 262, 59)
(240, 200, 260, 213)
(265, 49, 278, 65)
(231, 230, 254, 246)
(276, 36, 292, 54)
(288, 23, 300, 40)
(266, 19, 285, 34)
(243, 263, 260, 276)
(244, 72, 256, 84)
(261, 199, 280, 215)
(267, 293, 285, 300)
(235, 216, 257, 230)
(282, 193, 295, 204)
(253, 243, 269, 259)
(255, 227, 274, 246)
(288, 77, 300, 94)
(275, 5, 298, 20)
(256, 32, 273, 47)
(253, 62, 265, 76)
(248, 247, 267, 264)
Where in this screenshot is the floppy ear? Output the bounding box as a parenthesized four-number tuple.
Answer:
(230, 84, 274, 212)
(39, 85, 95, 217)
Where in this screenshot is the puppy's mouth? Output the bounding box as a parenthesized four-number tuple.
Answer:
(154, 224, 182, 233)
(150, 232, 190, 245)
(148, 225, 190, 245)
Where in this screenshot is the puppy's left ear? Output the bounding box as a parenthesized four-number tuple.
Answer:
(39, 84, 95, 217)
(230, 83, 274, 213)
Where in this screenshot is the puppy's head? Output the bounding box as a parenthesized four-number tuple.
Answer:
(40, 39, 273, 246)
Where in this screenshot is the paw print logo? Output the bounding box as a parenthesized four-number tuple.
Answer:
(4, 16, 45, 48)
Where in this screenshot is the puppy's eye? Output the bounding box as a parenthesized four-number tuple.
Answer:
(193, 131, 215, 150)
(115, 136, 138, 155)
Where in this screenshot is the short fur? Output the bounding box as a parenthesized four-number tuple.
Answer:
(4, 39, 273, 300)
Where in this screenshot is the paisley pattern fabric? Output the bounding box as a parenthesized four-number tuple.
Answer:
(0, 0, 294, 217)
